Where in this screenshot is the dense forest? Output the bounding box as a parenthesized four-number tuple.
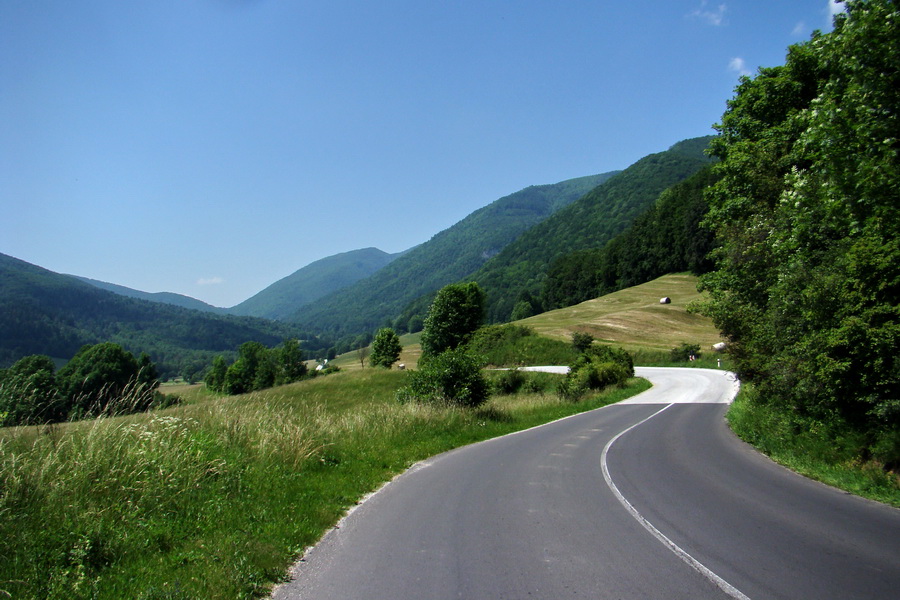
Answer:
(699, 0, 899, 466)
(0, 253, 329, 379)
(466, 136, 715, 323)
(289, 172, 616, 337)
(541, 165, 719, 310)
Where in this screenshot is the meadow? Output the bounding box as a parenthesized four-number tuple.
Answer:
(0, 366, 649, 599)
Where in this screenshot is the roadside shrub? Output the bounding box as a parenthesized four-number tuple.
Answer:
(557, 344, 632, 402)
(670, 342, 702, 362)
(491, 369, 526, 395)
(584, 344, 634, 377)
(468, 324, 579, 367)
(396, 348, 489, 408)
(571, 332, 594, 353)
(556, 372, 589, 402)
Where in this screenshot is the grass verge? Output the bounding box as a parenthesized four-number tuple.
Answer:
(0, 369, 649, 600)
(726, 384, 900, 508)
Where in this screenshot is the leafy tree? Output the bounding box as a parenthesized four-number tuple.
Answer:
(275, 338, 307, 385)
(421, 282, 486, 359)
(396, 347, 489, 408)
(370, 328, 402, 368)
(137, 352, 159, 388)
(699, 0, 900, 463)
(224, 341, 272, 395)
(0, 354, 63, 425)
(56, 342, 159, 417)
(206, 355, 228, 392)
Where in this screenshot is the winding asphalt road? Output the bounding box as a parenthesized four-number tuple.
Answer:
(272, 367, 900, 599)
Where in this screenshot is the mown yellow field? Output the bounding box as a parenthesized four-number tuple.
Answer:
(518, 273, 723, 353)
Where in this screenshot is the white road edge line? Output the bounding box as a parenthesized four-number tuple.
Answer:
(601, 403, 752, 600)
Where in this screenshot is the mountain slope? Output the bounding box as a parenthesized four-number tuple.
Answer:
(0, 253, 310, 377)
(74, 276, 226, 314)
(289, 172, 617, 336)
(470, 136, 716, 322)
(229, 247, 402, 320)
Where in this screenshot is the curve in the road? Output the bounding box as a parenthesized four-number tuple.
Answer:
(271, 367, 900, 600)
(601, 401, 751, 600)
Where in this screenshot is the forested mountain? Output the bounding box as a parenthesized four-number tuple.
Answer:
(228, 247, 403, 320)
(0, 253, 319, 378)
(288, 172, 617, 337)
(542, 165, 720, 310)
(74, 276, 226, 314)
(467, 136, 716, 322)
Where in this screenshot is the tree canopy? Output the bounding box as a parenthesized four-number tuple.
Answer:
(0, 343, 163, 425)
(370, 328, 402, 368)
(420, 282, 486, 359)
(699, 0, 900, 463)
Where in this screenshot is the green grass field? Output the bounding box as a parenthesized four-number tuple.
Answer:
(335, 273, 724, 371)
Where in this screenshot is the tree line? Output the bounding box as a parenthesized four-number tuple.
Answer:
(204, 339, 309, 395)
(541, 165, 719, 311)
(699, 0, 900, 467)
(0, 342, 166, 426)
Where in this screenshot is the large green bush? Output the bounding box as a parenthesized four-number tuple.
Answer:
(420, 282, 486, 359)
(396, 348, 489, 408)
(557, 344, 633, 402)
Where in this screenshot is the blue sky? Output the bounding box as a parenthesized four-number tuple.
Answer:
(1, 1, 842, 307)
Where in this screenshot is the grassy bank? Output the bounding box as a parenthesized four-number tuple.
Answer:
(726, 385, 900, 508)
(0, 369, 649, 599)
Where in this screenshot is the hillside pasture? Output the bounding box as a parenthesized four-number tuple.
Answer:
(519, 273, 722, 354)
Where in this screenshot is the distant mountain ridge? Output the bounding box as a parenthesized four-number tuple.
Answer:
(228, 247, 403, 320)
(1, 135, 717, 369)
(0, 252, 311, 377)
(73, 276, 226, 314)
(288, 172, 618, 336)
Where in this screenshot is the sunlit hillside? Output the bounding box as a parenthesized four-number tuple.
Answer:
(518, 273, 723, 353)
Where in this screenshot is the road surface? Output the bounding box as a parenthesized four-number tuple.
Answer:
(272, 367, 900, 599)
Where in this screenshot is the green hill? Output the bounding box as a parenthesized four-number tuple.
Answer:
(229, 247, 403, 320)
(74, 276, 226, 314)
(0, 253, 314, 378)
(469, 136, 716, 323)
(541, 164, 720, 310)
(289, 172, 617, 337)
